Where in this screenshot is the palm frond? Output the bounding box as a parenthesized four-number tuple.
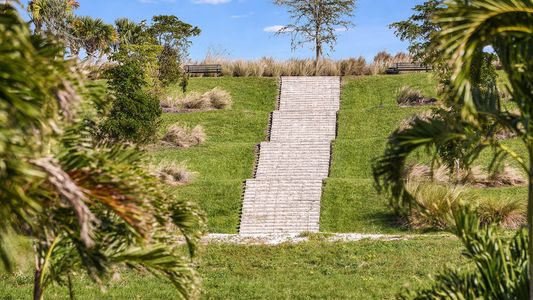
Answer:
(401, 207, 528, 299)
(373, 116, 464, 213)
(435, 0, 533, 121)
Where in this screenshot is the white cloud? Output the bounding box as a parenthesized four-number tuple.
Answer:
(231, 11, 255, 19)
(192, 0, 231, 4)
(263, 25, 285, 33)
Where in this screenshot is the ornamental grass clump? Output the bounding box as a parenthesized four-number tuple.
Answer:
(162, 88, 232, 112)
(404, 180, 467, 230)
(181, 92, 210, 110)
(203, 87, 232, 109)
(157, 163, 197, 186)
(396, 86, 429, 106)
(476, 198, 526, 229)
(162, 124, 206, 148)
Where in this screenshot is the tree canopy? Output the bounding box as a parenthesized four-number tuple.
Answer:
(274, 0, 356, 70)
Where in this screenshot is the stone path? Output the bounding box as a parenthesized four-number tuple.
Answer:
(239, 76, 340, 235)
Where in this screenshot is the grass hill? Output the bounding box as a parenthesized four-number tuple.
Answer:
(153, 77, 278, 233)
(153, 73, 527, 234)
(2, 73, 527, 299)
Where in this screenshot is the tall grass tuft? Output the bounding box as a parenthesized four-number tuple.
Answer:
(162, 124, 206, 148)
(477, 198, 526, 229)
(191, 51, 413, 77)
(157, 162, 198, 186)
(203, 87, 232, 109)
(162, 88, 232, 112)
(404, 180, 467, 230)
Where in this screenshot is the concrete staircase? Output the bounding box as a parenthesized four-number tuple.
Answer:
(239, 76, 340, 235)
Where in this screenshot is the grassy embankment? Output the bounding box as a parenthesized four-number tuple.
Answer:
(153, 77, 278, 233)
(3, 73, 523, 298)
(321, 73, 527, 233)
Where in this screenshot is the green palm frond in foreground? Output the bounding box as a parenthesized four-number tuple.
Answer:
(0, 4, 204, 300)
(373, 0, 533, 297)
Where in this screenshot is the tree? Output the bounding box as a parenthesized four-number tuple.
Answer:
(28, 0, 79, 35)
(373, 0, 533, 297)
(389, 0, 443, 64)
(148, 15, 200, 59)
(273, 0, 356, 72)
(148, 15, 200, 86)
(69, 16, 117, 58)
(1, 4, 203, 299)
(114, 18, 153, 51)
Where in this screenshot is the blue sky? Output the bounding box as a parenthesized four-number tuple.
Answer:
(74, 0, 425, 61)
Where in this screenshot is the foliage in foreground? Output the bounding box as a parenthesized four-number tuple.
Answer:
(0, 4, 203, 299)
(374, 0, 533, 296)
(400, 207, 528, 299)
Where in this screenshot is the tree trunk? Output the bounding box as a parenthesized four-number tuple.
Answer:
(67, 273, 75, 300)
(527, 142, 533, 300)
(33, 268, 43, 300)
(315, 44, 321, 75)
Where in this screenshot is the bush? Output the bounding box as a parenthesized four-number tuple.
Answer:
(404, 181, 467, 230)
(203, 87, 232, 109)
(477, 198, 525, 229)
(157, 163, 197, 186)
(182, 92, 210, 110)
(162, 124, 206, 148)
(158, 46, 182, 87)
(163, 88, 232, 112)
(101, 50, 162, 144)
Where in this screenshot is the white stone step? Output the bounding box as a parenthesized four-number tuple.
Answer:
(269, 111, 337, 142)
(239, 76, 340, 235)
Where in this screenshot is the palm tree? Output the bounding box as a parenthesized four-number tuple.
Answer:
(1, 4, 203, 300)
(372, 0, 533, 296)
(73, 16, 117, 58)
(28, 0, 79, 34)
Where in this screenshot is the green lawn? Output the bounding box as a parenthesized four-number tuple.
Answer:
(321, 73, 528, 233)
(6, 73, 517, 299)
(152, 77, 278, 233)
(1, 237, 465, 299)
(149, 74, 527, 234)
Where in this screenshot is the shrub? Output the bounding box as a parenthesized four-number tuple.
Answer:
(101, 50, 162, 144)
(396, 86, 425, 105)
(477, 198, 525, 229)
(158, 46, 182, 87)
(162, 124, 206, 148)
(181, 92, 210, 110)
(404, 181, 467, 230)
(157, 163, 197, 186)
(203, 87, 232, 109)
